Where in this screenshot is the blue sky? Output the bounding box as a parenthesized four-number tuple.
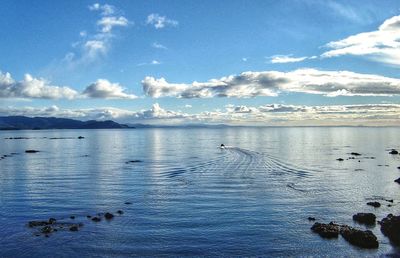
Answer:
(1, 0, 400, 125)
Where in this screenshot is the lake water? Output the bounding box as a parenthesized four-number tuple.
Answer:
(0, 127, 399, 257)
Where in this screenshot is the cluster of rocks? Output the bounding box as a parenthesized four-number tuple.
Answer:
(311, 222, 379, 248)
(0, 152, 19, 160)
(28, 205, 129, 237)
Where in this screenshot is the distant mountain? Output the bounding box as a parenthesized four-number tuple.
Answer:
(0, 116, 131, 130)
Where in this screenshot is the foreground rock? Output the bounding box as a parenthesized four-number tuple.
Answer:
(395, 178, 400, 184)
(340, 225, 379, 249)
(311, 222, 340, 238)
(367, 202, 381, 208)
(380, 214, 400, 245)
(353, 213, 376, 225)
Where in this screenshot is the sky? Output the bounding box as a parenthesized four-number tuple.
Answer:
(1, 0, 400, 126)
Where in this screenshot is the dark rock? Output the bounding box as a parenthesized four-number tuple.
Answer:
(104, 212, 114, 220)
(29, 221, 49, 227)
(48, 218, 57, 224)
(41, 226, 53, 234)
(126, 160, 142, 164)
(380, 214, 400, 245)
(389, 149, 399, 155)
(367, 202, 381, 208)
(397, 166, 400, 169)
(340, 225, 379, 249)
(25, 150, 39, 153)
(124, 202, 132, 205)
(351, 152, 361, 156)
(387, 199, 394, 203)
(395, 178, 400, 184)
(308, 217, 316, 221)
(336, 158, 344, 161)
(311, 222, 340, 238)
(91, 217, 101, 222)
(117, 210, 124, 215)
(70, 216, 75, 219)
(69, 225, 79, 232)
(45, 234, 49, 238)
(78, 136, 85, 139)
(86, 215, 92, 218)
(388, 204, 392, 207)
(353, 213, 376, 225)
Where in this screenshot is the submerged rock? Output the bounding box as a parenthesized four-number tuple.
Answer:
(395, 178, 400, 184)
(367, 202, 381, 208)
(29, 221, 49, 227)
(104, 212, 114, 220)
(70, 216, 75, 219)
(117, 210, 124, 215)
(91, 217, 101, 222)
(308, 217, 316, 221)
(336, 158, 344, 161)
(380, 214, 400, 245)
(340, 225, 379, 249)
(351, 152, 362, 156)
(69, 225, 79, 232)
(41, 226, 53, 234)
(389, 149, 399, 155)
(77, 136, 85, 139)
(126, 160, 143, 164)
(311, 222, 340, 238)
(25, 150, 40, 153)
(353, 213, 376, 225)
(124, 202, 132, 205)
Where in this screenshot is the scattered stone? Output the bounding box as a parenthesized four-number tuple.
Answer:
(48, 218, 57, 224)
(104, 212, 114, 220)
(395, 178, 400, 184)
(25, 150, 39, 153)
(336, 158, 344, 161)
(124, 202, 132, 205)
(41, 226, 53, 234)
(117, 210, 124, 215)
(398, 166, 400, 170)
(45, 235, 49, 238)
(91, 217, 101, 222)
(387, 199, 394, 203)
(29, 220, 50, 227)
(367, 202, 381, 208)
(70, 216, 75, 219)
(86, 215, 92, 218)
(388, 204, 392, 207)
(311, 222, 340, 238)
(126, 160, 143, 164)
(353, 213, 376, 225)
(340, 225, 379, 249)
(380, 214, 400, 245)
(351, 152, 362, 156)
(69, 225, 79, 232)
(78, 136, 85, 139)
(389, 149, 399, 155)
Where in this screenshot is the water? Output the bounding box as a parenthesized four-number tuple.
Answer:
(0, 127, 399, 257)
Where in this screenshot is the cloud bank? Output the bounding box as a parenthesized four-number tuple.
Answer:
(142, 69, 400, 98)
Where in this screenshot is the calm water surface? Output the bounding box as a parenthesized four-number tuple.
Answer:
(0, 127, 400, 257)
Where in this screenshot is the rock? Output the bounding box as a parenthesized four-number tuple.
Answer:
(380, 214, 400, 245)
(41, 226, 53, 234)
(395, 178, 400, 184)
(69, 225, 79, 232)
(86, 215, 92, 218)
(398, 166, 400, 169)
(45, 235, 49, 238)
(308, 217, 316, 221)
(353, 213, 376, 225)
(367, 202, 381, 208)
(124, 202, 132, 205)
(29, 221, 49, 227)
(48, 218, 57, 224)
(25, 150, 39, 153)
(336, 158, 344, 161)
(387, 199, 394, 203)
(389, 149, 399, 155)
(340, 225, 379, 249)
(311, 222, 340, 238)
(117, 210, 124, 215)
(78, 136, 85, 139)
(91, 217, 101, 222)
(126, 160, 142, 164)
(104, 212, 114, 220)
(351, 152, 361, 156)
(70, 216, 75, 219)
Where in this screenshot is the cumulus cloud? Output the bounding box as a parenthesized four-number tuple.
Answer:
(321, 14, 400, 66)
(146, 13, 178, 29)
(89, 3, 115, 16)
(2, 103, 400, 126)
(142, 68, 400, 98)
(0, 71, 78, 99)
(83, 79, 137, 99)
(97, 16, 129, 33)
(152, 42, 167, 49)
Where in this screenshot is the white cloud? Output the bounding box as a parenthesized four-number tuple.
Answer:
(152, 42, 167, 49)
(142, 68, 400, 98)
(97, 16, 129, 33)
(146, 13, 178, 29)
(321, 14, 400, 66)
(89, 3, 115, 16)
(0, 71, 78, 99)
(83, 79, 137, 99)
(270, 55, 309, 63)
